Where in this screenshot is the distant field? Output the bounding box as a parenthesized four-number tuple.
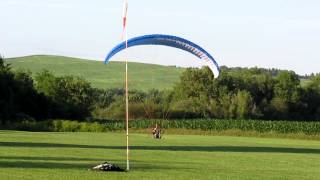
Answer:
(300, 78, 311, 87)
(6, 55, 184, 91)
(0, 131, 319, 180)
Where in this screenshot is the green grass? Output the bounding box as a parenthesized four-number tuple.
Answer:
(301, 78, 311, 87)
(5, 55, 184, 91)
(0, 131, 319, 180)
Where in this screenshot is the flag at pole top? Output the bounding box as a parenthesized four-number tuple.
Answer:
(122, 0, 128, 30)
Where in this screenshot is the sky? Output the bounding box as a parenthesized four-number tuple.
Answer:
(1, 0, 320, 75)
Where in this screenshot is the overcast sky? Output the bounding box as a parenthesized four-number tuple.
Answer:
(1, 0, 320, 74)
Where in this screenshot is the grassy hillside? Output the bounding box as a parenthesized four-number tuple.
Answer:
(300, 78, 311, 87)
(0, 131, 319, 180)
(6, 55, 184, 91)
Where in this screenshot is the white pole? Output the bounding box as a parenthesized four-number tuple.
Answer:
(125, 36, 129, 171)
(122, 0, 129, 171)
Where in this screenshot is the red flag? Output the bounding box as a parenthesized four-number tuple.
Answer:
(121, 0, 128, 40)
(122, 0, 128, 30)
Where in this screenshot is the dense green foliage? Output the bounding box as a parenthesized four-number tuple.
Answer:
(35, 71, 95, 119)
(1, 131, 320, 180)
(1, 55, 320, 124)
(0, 56, 51, 121)
(174, 67, 320, 120)
(0, 57, 95, 122)
(95, 67, 320, 121)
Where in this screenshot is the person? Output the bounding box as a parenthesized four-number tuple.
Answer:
(152, 124, 161, 139)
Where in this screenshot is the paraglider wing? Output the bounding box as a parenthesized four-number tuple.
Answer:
(105, 34, 220, 78)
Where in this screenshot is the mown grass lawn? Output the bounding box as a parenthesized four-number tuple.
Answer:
(0, 131, 319, 180)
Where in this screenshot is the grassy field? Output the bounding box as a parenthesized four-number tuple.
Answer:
(300, 78, 311, 87)
(6, 55, 310, 90)
(5, 55, 184, 91)
(0, 131, 319, 180)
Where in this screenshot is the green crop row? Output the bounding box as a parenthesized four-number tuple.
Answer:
(112, 119, 320, 135)
(2, 119, 319, 135)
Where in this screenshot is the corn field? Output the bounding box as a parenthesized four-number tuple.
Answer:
(5, 119, 320, 135)
(102, 119, 320, 135)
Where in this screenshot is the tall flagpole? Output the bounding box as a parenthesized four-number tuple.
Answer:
(122, 0, 129, 171)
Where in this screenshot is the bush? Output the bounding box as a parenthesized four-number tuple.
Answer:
(51, 120, 107, 132)
(35, 71, 95, 119)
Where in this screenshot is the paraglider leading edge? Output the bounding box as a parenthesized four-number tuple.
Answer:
(104, 34, 220, 78)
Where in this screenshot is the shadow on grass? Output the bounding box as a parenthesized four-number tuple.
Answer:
(0, 156, 181, 171)
(0, 161, 92, 169)
(1, 142, 319, 154)
(0, 156, 124, 170)
(0, 156, 107, 162)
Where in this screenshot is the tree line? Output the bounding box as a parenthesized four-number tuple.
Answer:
(1, 56, 320, 124)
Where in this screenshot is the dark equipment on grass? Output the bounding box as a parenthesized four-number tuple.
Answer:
(92, 162, 125, 172)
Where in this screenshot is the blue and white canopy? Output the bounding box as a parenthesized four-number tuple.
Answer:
(105, 34, 220, 78)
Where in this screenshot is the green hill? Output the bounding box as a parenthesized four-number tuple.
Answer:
(5, 55, 184, 91)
